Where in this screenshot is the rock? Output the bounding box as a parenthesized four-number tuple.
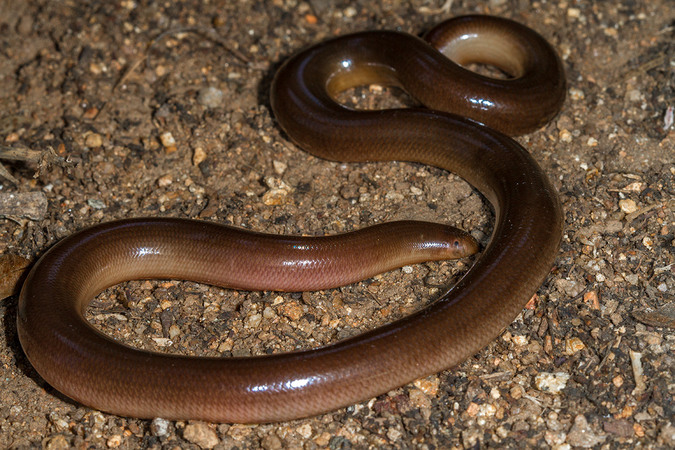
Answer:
(150, 417, 170, 437)
(567, 415, 606, 447)
(534, 372, 570, 394)
(198, 87, 224, 109)
(183, 422, 220, 449)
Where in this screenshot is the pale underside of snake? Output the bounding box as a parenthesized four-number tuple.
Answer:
(17, 15, 565, 423)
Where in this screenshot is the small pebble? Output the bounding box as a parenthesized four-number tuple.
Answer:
(168, 324, 181, 339)
(555, 278, 583, 297)
(624, 273, 639, 285)
(410, 186, 423, 195)
(279, 301, 303, 321)
(87, 198, 106, 210)
(567, 8, 581, 18)
(545, 430, 567, 446)
(626, 89, 642, 102)
(495, 426, 509, 439)
(409, 388, 432, 412)
(90, 411, 106, 430)
(261, 433, 283, 449)
(48, 412, 70, 432)
(642, 236, 653, 249)
(183, 422, 220, 449)
(296, 423, 312, 439)
(461, 426, 482, 448)
(659, 423, 675, 447)
(567, 415, 606, 447)
(387, 427, 403, 442)
(413, 376, 439, 396)
(152, 337, 171, 347)
(583, 291, 600, 309)
(262, 306, 276, 319)
(623, 181, 644, 192)
(5, 132, 19, 142)
(89, 62, 105, 74)
(85, 132, 103, 148)
(565, 337, 586, 354)
(619, 198, 637, 214)
(559, 129, 572, 143)
(603, 27, 618, 37)
(157, 175, 173, 187)
(106, 434, 122, 447)
(273, 160, 287, 175)
(160, 299, 172, 310)
(43, 435, 71, 450)
(247, 313, 262, 328)
(83, 107, 99, 119)
(160, 132, 176, 149)
(635, 423, 646, 437)
(385, 191, 404, 202)
(155, 64, 168, 77)
(304, 13, 318, 25)
(193, 147, 207, 165)
(314, 432, 331, 446)
(569, 87, 584, 100)
(227, 423, 254, 440)
(512, 335, 528, 346)
(198, 86, 224, 109)
(534, 372, 570, 394)
(344, 6, 357, 17)
(218, 340, 233, 352)
(466, 402, 480, 417)
(262, 188, 289, 205)
(510, 385, 523, 399)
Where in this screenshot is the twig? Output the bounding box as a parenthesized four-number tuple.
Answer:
(0, 145, 75, 183)
(0, 163, 18, 184)
(620, 54, 667, 82)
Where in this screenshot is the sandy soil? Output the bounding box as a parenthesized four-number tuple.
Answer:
(0, 0, 673, 448)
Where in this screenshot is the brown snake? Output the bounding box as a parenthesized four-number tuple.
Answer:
(18, 15, 565, 423)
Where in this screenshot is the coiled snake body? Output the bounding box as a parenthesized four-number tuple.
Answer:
(18, 15, 565, 423)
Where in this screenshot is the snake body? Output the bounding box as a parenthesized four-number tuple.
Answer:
(18, 15, 565, 423)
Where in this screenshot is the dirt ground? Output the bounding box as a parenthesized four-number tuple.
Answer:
(0, 0, 673, 448)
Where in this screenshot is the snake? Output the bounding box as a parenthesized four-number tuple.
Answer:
(17, 15, 565, 423)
